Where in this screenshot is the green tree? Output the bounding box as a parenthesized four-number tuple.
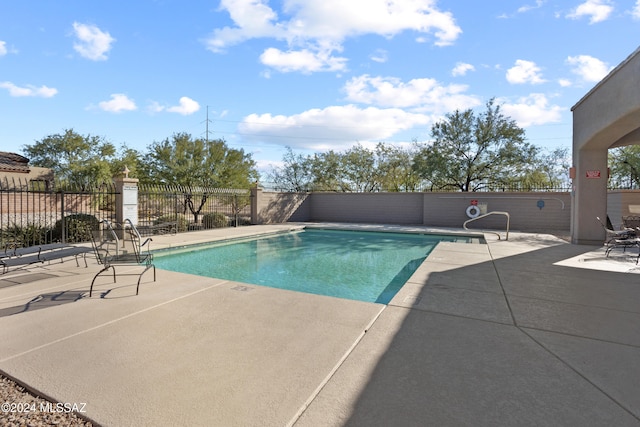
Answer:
(309, 150, 344, 191)
(22, 129, 117, 186)
(376, 142, 422, 192)
(110, 144, 145, 180)
(270, 143, 424, 192)
(141, 133, 258, 188)
(340, 144, 380, 192)
(609, 145, 640, 189)
(268, 147, 313, 192)
(512, 147, 570, 190)
(413, 99, 537, 192)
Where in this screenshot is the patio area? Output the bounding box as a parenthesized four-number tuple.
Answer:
(0, 224, 639, 426)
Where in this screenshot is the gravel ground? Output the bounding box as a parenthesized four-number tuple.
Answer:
(0, 374, 93, 426)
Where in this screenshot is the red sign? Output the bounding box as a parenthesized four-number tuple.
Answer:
(470, 199, 478, 206)
(586, 170, 601, 178)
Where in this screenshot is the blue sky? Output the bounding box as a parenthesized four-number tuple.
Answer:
(1, 0, 639, 178)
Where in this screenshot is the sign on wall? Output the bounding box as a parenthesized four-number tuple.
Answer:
(122, 185, 138, 225)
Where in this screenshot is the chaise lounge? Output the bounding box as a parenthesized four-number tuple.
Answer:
(88, 220, 155, 297)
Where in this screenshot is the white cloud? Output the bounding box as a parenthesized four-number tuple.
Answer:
(558, 78, 572, 87)
(98, 94, 137, 113)
(0, 41, 6, 56)
(370, 49, 388, 63)
(500, 93, 563, 127)
(166, 97, 201, 115)
(566, 54, 612, 82)
(343, 74, 481, 114)
(260, 47, 347, 73)
(206, 0, 284, 52)
(632, 0, 640, 19)
(72, 22, 115, 61)
(506, 59, 546, 84)
(452, 62, 474, 76)
(566, 0, 613, 24)
(206, 0, 462, 73)
(238, 105, 432, 151)
(0, 82, 57, 97)
(517, 0, 545, 14)
(149, 97, 201, 115)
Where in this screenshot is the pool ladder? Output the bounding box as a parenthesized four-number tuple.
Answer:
(463, 211, 510, 241)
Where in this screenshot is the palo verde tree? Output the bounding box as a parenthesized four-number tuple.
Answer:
(22, 129, 117, 188)
(140, 132, 259, 223)
(140, 132, 258, 188)
(413, 99, 538, 192)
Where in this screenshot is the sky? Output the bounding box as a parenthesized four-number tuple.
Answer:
(1, 0, 639, 180)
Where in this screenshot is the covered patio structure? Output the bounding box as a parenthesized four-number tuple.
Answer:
(571, 46, 640, 244)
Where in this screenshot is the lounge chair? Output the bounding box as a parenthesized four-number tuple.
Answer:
(596, 216, 635, 244)
(622, 215, 640, 229)
(0, 243, 91, 274)
(2, 243, 67, 258)
(89, 221, 155, 297)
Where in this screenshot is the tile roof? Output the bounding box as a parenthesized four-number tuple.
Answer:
(0, 151, 30, 173)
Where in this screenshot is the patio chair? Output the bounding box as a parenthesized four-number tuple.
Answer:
(596, 216, 635, 245)
(604, 236, 640, 257)
(622, 215, 640, 230)
(89, 221, 155, 297)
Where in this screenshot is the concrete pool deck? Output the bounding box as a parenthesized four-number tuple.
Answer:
(0, 223, 639, 426)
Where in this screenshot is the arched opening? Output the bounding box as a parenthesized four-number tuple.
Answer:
(571, 46, 640, 244)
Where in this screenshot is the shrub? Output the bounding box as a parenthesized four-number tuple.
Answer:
(1, 223, 51, 248)
(202, 212, 228, 229)
(52, 214, 100, 243)
(155, 213, 189, 232)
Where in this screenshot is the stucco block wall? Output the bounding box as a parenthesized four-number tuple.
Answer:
(253, 190, 572, 232)
(607, 190, 640, 228)
(423, 192, 571, 231)
(255, 191, 311, 224)
(308, 193, 424, 224)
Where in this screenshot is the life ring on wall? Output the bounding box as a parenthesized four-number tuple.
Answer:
(466, 205, 480, 218)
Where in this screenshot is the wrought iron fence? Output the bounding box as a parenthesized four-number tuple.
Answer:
(137, 184, 252, 234)
(0, 177, 117, 248)
(0, 178, 254, 248)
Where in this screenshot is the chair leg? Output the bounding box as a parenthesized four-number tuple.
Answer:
(135, 264, 155, 295)
(90, 266, 115, 297)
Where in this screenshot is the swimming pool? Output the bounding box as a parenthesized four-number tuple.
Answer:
(154, 229, 473, 304)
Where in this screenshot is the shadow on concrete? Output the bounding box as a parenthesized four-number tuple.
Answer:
(299, 240, 640, 426)
(0, 290, 86, 318)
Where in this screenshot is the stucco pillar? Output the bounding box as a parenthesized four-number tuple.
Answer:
(250, 183, 262, 225)
(571, 149, 607, 245)
(113, 167, 139, 227)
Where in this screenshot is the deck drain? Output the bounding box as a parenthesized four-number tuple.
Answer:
(231, 285, 253, 292)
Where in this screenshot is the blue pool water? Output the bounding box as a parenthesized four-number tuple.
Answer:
(154, 229, 471, 304)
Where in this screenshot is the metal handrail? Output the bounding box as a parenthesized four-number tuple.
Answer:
(101, 220, 120, 256)
(463, 211, 510, 240)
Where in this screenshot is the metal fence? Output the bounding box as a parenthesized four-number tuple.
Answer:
(137, 184, 252, 233)
(0, 178, 254, 248)
(0, 177, 117, 248)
